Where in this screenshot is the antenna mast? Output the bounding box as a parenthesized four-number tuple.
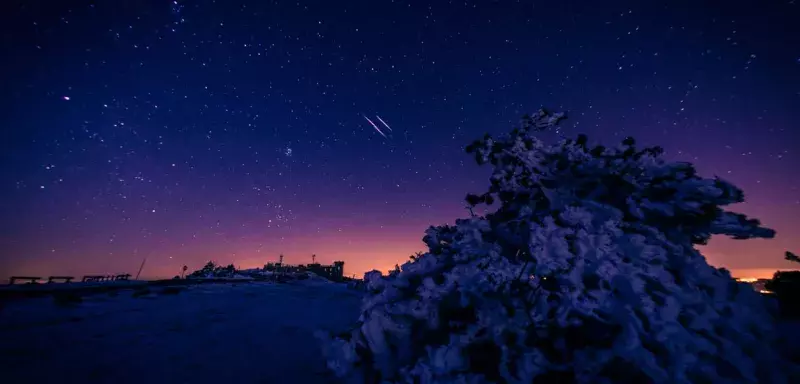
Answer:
(135, 256, 147, 280)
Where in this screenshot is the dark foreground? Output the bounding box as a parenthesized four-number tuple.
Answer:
(0, 281, 362, 383)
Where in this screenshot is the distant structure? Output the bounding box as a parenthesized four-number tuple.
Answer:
(263, 255, 345, 281)
(736, 277, 773, 294)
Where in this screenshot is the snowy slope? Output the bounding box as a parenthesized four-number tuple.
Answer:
(0, 281, 362, 383)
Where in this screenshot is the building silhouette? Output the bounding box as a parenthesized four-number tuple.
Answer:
(263, 258, 345, 281)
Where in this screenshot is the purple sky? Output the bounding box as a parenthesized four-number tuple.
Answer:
(1, 0, 798, 280)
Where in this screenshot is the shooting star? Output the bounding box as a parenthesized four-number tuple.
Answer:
(363, 114, 387, 138)
(375, 115, 393, 131)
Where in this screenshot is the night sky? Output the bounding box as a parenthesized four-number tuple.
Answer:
(1, 0, 798, 280)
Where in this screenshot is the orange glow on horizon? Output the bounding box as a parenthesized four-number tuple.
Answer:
(3, 214, 796, 282)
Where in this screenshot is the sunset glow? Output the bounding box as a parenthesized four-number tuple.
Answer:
(2, 1, 798, 282)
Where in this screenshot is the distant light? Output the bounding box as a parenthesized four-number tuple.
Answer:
(737, 277, 758, 283)
(63, 96, 70, 101)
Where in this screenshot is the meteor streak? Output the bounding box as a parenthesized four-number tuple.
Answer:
(375, 115, 393, 131)
(363, 115, 387, 138)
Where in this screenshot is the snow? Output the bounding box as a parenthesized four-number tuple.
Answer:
(3, 279, 148, 293)
(320, 110, 798, 383)
(0, 281, 362, 383)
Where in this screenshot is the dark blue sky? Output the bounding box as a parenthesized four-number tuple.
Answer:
(1, 0, 798, 279)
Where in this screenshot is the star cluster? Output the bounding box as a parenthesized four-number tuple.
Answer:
(1, 0, 798, 279)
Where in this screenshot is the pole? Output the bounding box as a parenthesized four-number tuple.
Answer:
(135, 256, 148, 280)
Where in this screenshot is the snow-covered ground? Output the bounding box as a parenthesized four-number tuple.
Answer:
(0, 281, 362, 383)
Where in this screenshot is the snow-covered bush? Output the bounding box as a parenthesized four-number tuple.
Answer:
(319, 110, 797, 383)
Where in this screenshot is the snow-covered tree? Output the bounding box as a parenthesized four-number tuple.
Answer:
(187, 261, 218, 278)
(187, 261, 237, 278)
(319, 109, 797, 383)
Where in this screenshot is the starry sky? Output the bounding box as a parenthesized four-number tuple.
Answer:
(1, 0, 798, 280)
